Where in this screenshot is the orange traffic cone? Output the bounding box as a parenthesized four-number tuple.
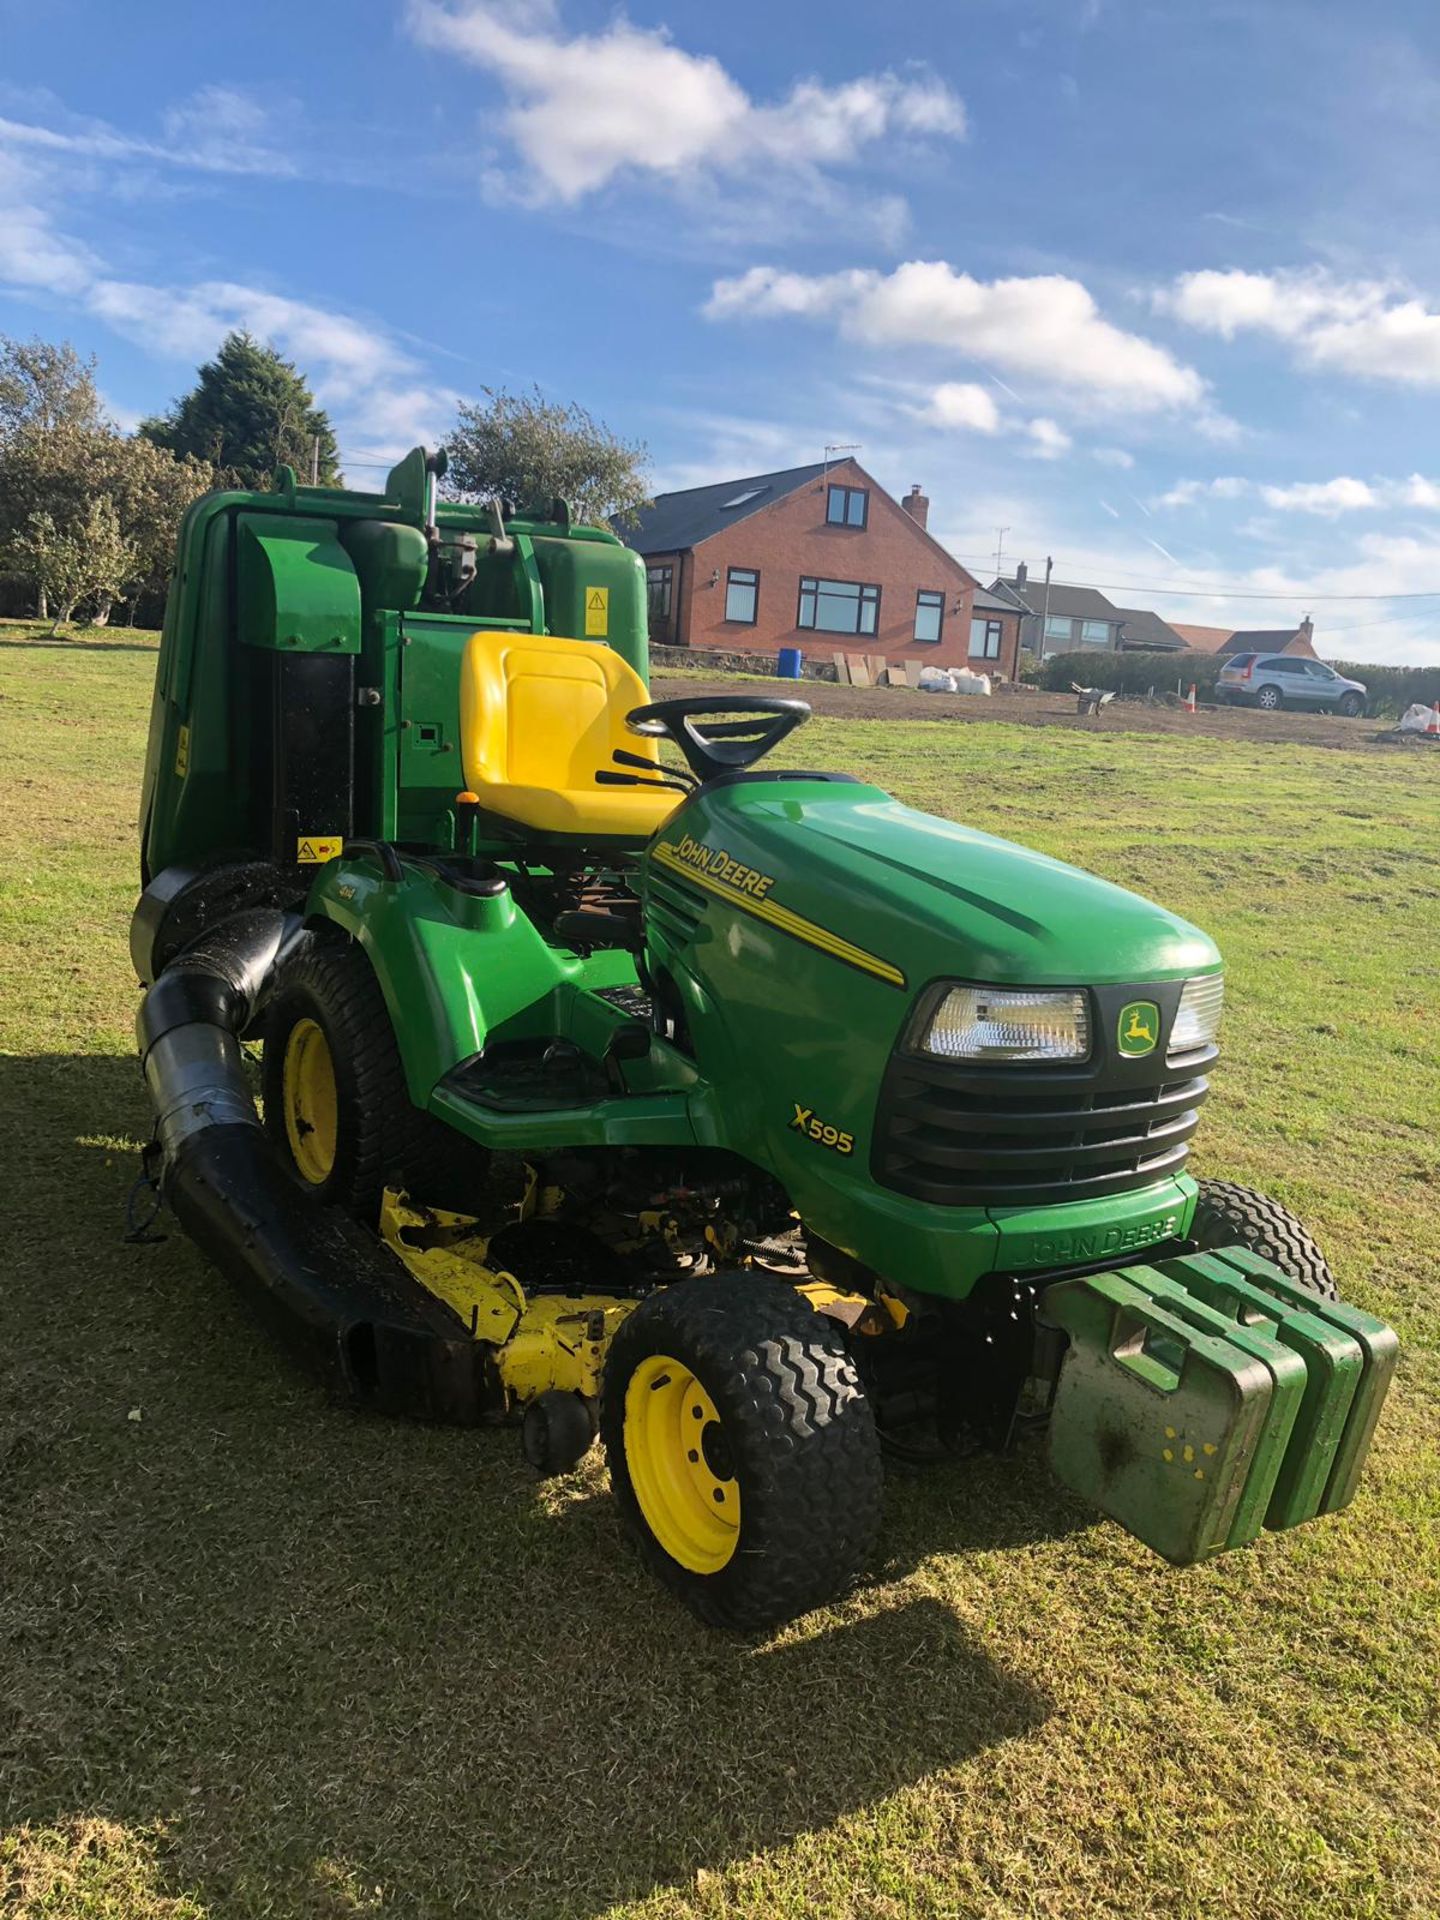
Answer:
(1428, 702, 1440, 735)
(1186, 683, 1198, 714)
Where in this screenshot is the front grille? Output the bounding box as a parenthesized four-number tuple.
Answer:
(873, 1059, 1210, 1207)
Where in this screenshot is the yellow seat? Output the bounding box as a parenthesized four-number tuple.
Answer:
(459, 630, 681, 840)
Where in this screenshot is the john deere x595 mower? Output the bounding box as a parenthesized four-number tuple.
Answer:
(131, 448, 1397, 1628)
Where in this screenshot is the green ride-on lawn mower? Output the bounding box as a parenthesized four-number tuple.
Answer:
(130, 448, 1397, 1629)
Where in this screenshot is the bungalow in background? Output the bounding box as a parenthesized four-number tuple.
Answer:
(1172, 618, 1319, 659)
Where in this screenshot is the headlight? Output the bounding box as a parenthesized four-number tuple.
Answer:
(917, 985, 1091, 1062)
(1171, 973, 1224, 1056)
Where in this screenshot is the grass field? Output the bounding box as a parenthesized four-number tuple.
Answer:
(2, 621, 1438, 1920)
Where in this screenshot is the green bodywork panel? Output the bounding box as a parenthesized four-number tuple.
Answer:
(236, 515, 361, 653)
(1044, 1251, 1398, 1561)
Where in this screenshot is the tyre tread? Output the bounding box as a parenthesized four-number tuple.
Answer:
(1191, 1178, 1338, 1300)
(602, 1274, 883, 1630)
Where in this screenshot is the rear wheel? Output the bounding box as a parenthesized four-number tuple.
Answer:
(1190, 1179, 1338, 1300)
(263, 937, 488, 1222)
(602, 1275, 883, 1629)
(1255, 684, 1282, 710)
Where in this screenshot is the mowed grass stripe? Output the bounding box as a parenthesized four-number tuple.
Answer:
(0, 621, 1436, 1920)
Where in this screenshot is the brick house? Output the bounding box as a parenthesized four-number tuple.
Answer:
(622, 459, 1020, 678)
(991, 564, 1186, 657)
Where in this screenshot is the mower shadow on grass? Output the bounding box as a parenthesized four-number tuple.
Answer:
(4, 1049, 1054, 1920)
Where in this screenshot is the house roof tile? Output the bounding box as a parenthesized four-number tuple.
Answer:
(1114, 606, 1186, 650)
(991, 576, 1121, 622)
(620, 462, 827, 554)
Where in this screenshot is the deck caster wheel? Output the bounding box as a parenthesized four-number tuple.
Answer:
(522, 1390, 596, 1476)
(601, 1274, 882, 1630)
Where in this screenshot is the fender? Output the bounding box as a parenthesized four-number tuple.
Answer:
(304, 852, 584, 1105)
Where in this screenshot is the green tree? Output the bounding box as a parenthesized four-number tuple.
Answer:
(89, 432, 212, 619)
(0, 423, 211, 624)
(0, 335, 100, 441)
(141, 331, 340, 489)
(443, 386, 650, 528)
(12, 497, 138, 630)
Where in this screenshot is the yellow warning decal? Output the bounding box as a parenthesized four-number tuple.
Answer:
(297, 835, 344, 865)
(651, 840, 906, 989)
(174, 724, 190, 777)
(584, 586, 609, 636)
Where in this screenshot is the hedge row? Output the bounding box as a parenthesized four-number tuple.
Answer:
(1035, 651, 1225, 697)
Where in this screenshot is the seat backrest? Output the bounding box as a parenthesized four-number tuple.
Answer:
(460, 631, 659, 795)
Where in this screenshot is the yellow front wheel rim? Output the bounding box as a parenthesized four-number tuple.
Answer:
(624, 1353, 740, 1573)
(282, 1017, 339, 1186)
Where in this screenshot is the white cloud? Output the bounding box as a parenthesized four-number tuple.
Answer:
(1158, 471, 1440, 517)
(921, 381, 1002, 433)
(0, 146, 94, 294)
(0, 86, 295, 179)
(1093, 446, 1134, 468)
(1259, 476, 1376, 515)
(407, 1, 963, 202)
(1025, 417, 1072, 459)
(0, 139, 450, 472)
(1160, 267, 1440, 387)
(1157, 475, 1248, 509)
(706, 260, 1206, 413)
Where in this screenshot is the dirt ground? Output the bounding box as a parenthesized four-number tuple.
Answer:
(650, 673, 1426, 754)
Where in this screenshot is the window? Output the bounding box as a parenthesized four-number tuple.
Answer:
(1302, 660, 1336, 678)
(721, 488, 765, 509)
(724, 567, 759, 624)
(1044, 615, 1073, 643)
(798, 576, 880, 636)
(969, 617, 1002, 660)
(1269, 658, 1306, 674)
(915, 590, 945, 644)
(1080, 619, 1112, 647)
(645, 565, 672, 622)
(826, 484, 869, 528)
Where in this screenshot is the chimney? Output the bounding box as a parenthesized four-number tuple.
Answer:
(901, 483, 929, 530)
(1014, 560, 1028, 587)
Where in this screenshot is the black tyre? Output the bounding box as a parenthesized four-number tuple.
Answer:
(1337, 691, 1365, 718)
(1191, 1179, 1338, 1300)
(601, 1274, 883, 1630)
(262, 936, 487, 1221)
(1255, 684, 1283, 711)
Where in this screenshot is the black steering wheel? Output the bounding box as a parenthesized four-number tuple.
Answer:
(624, 695, 811, 784)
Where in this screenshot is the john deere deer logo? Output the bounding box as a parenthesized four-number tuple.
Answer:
(1117, 1001, 1160, 1058)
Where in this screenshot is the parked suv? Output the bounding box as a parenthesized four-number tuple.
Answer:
(1218, 653, 1367, 715)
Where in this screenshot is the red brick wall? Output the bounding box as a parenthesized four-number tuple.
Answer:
(663, 461, 1016, 677)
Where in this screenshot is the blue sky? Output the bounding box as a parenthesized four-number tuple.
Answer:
(5, 0, 1440, 661)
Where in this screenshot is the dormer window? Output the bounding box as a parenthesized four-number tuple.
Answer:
(826, 484, 868, 528)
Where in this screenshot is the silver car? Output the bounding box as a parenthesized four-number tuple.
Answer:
(1217, 653, 1367, 716)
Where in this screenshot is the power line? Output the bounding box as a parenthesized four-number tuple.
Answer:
(954, 554, 1440, 603)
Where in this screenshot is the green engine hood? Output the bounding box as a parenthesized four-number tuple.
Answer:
(679, 782, 1220, 989)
